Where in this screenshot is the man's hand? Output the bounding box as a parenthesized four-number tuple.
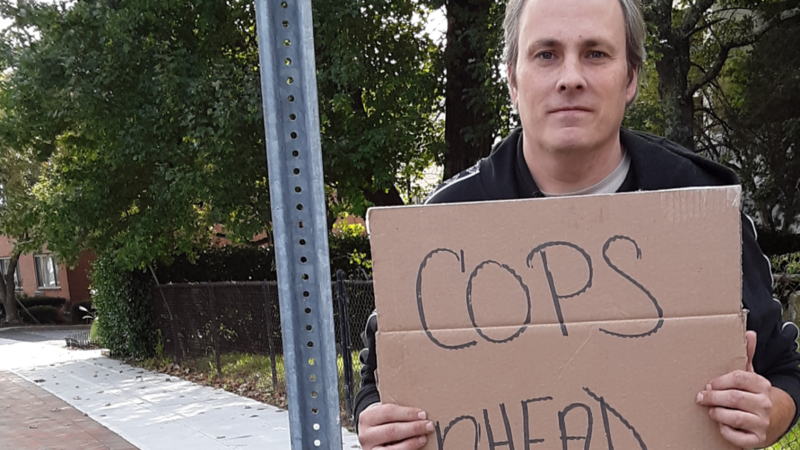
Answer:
(358, 403, 434, 450)
(697, 331, 796, 448)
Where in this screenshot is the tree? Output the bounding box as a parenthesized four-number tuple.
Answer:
(438, 0, 516, 179)
(313, 0, 444, 215)
(640, 0, 799, 150)
(710, 13, 800, 255)
(0, 0, 271, 270)
(0, 117, 46, 324)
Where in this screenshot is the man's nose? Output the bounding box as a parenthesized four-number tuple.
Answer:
(557, 56, 585, 92)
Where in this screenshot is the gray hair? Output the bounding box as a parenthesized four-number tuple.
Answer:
(504, 0, 646, 83)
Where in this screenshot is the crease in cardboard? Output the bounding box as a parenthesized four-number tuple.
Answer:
(386, 310, 746, 335)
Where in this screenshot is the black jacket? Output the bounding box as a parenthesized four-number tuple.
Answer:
(354, 128, 800, 432)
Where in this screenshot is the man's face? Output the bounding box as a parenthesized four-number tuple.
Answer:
(509, 0, 637, 154)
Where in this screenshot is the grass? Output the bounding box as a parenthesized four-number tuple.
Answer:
(132, 350, 363, 430)
(773, 424, 800, 450)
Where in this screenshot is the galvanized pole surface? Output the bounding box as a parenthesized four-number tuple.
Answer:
(254, 1, 342, 448)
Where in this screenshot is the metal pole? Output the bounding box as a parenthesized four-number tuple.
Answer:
(254, 0, 342, 448)
(336, 270, 355, 419)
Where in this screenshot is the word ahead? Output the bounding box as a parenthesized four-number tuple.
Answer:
(435, 387, 648, 450)
(416, 235, 664, 350)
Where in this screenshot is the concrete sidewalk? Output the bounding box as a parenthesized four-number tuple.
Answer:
(0, 326, 362, 449)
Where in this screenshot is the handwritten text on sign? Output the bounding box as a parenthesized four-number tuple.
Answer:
(370, 188, 745, 450)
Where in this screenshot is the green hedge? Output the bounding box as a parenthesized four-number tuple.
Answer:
(91, 255, 155, 359)
(21, 305, 60, 324)
(17, 296, 67, 309)
(156, 245, 275, 283)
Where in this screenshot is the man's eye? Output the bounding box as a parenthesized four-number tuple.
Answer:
(537, 52, 554, 60)
(589, 51, 605, 58)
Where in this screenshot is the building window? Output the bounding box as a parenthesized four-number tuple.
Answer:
(0, 258, 22, 290)
(34, 254, 60, 289)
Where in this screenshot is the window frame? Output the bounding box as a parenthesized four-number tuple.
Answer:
(0, 258, 23, 290)
(34, 254, 60, 290)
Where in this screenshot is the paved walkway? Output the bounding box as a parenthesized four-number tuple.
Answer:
(0, 326, 362, 449)
(0, 371, 137, 450)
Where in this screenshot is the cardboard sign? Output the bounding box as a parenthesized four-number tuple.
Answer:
(367, 186, 747, 450)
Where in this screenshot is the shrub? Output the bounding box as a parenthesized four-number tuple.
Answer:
(70, 300, 94, 323)
(329, 220, 372, 278)
(157, 245, 275, 283)
(89, 320, 101, 344)
(91, 255, 155, 359)
(17, 296, 67, 309)
(21, 305, 61, 324)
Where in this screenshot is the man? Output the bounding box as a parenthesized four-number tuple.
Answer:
(354, 0, 800, 447)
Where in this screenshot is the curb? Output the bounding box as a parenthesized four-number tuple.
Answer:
(0, 324, 91, 333)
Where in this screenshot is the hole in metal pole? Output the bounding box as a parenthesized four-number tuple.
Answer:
(311, 391, 317, 398)
(300, 256, 307, 263)
(292, 150, 299, 157)
(313, 423, 320, 431)
(291, 132, 298, 139)
(281, 1, 288, 8)
(285, 58, 292, 66)
(295, 186, 302, 193)
(308, 358, 315, 366)
(282, 20, 289, 27)
(312, 408, 318, 414)
(307, 341, 314, 348)
(286, 76, 294, 84)
(296, 204, 303, 211)
(293, 168, 300, 175)
(310, 374, 316, 381)
(301, 273, 309, 280)
(314, 440, 321, 447)
(303, 291, 310, 297)
(299, 239, 306, 245)
(288, 95, 295, 102)
(306, 324, 312, 331)
(289, 113, 296, 121)
(284, 39, 291, 47)
(305, 307, 311, 314)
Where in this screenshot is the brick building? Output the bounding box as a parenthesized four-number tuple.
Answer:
(0, 236, 94, 303)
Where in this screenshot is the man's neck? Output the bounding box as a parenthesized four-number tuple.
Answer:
(522, 130, 624, 195)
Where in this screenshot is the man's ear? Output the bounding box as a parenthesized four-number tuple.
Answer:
(625, 67, 639, 105)
(508, 64, 518, 108)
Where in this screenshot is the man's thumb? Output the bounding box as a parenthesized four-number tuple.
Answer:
(745, 330, 757, 373)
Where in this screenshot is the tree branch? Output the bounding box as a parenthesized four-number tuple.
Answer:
(215, 233, 270, 247)
(681, 0, 718, 37)
(687, 17, 725, 37)
(686, 8, 800, 96)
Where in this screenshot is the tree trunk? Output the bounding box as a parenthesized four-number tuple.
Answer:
(1, 252, 22, 325)
(652, 27, 694, 148)
(443, 0, 495, 179)
(643, 0, 696, 151)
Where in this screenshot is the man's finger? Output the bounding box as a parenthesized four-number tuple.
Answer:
(360, 404, 427, 427)
(708, 406, 765, 436)
(375, 435, 429, 450)
(717, 423, 762, 449)
(706, 370, 771, 394)
(361, 420, 433, 448)
(697, 388, 771, 413)
(745, 330, 757, 373)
